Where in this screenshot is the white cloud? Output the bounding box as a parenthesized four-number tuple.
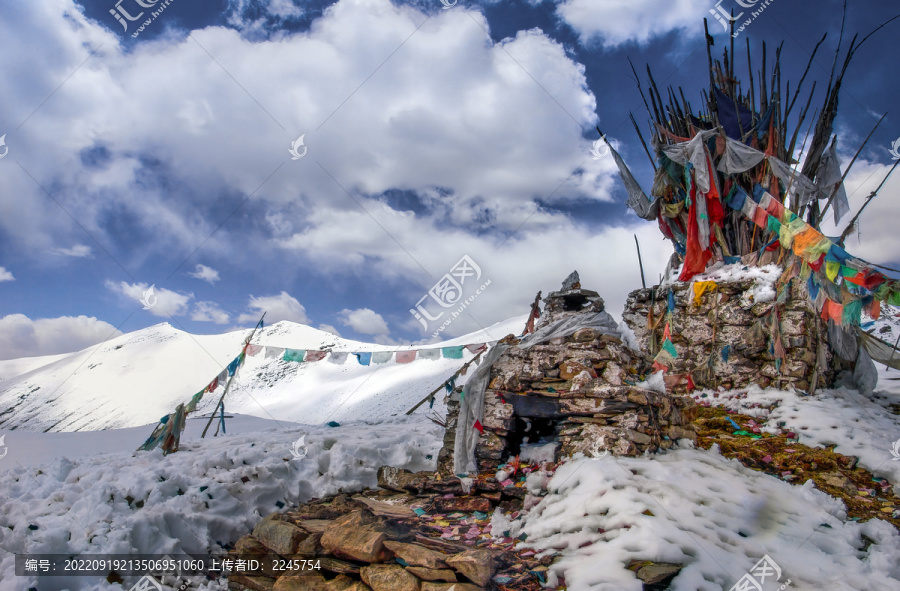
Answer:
(0, 267, 13, 282)
(318, 323, 342, 337)
(0, 0, 607, 265)
(104, 280, 193, 317)
(0, 314, 122, 360)
(338, 308, 390, 336)
(191, 301, 230, 324)
(238, 291, 309, 324)
(50, 244, 92, 257)
(556, 0, 710, 47)
(188, 264, 221, 284)
(819, 158, 900, 269)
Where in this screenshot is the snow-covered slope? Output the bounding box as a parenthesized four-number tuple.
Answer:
(0, 316, 526, 433)
(0, 415, 444, 591)
(0, 352, 70, 383)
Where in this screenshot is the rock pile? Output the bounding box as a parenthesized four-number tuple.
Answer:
(622, 276, 842, 393)
(436, 273, 699, 478)
(225, 489, 546, 591)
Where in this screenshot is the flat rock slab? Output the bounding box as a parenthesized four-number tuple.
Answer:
(360, 564, 421, 591)
(384, 541, 450, 569)
(431, 496, 492, 513)
(353, 496, 417, 519)
(445, 550, 495, 587)
(320, 510, 390, 563)
(405, 566, 457, 582)
(253, 518, 311, 556)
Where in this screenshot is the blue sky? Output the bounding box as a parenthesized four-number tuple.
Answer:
(0, 0, 899, 359)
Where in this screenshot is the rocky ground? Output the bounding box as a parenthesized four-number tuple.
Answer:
(224, 456, 686, 591)
(693, 404, 900, 529)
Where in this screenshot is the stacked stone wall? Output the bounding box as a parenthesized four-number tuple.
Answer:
(622, 276, 842, 394)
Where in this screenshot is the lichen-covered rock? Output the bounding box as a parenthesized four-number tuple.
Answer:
(320, 510, 390, 563)
(360, 564, 420, 591)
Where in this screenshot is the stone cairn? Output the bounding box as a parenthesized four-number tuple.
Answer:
(436, 272, 699, 478)
(228, 273, 700, 591)
(621, 276, 841, 394)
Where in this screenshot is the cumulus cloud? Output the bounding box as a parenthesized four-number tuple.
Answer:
(191, 301, 230, 324)
(188, 264, 221, 284)
(556, 0, 710, 47)
(0, 0, 607, 268)
(50, 244, 92, 257)
(0, 267, 13, 282)
(238, 291, 309, 324)
(338, 308, 390, 336)
(0, 314, 122, 360)
(104, 280, 193, 317)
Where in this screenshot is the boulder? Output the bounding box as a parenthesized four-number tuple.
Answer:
(405, 566, 457, 582)
(253, 516, 311, 556)
(445, 550, 494, 586)
(230, 573, 277, 591)
(377, 467, 430, 494)
(383, 541, 450, 569)
(634, 562, 683, 586)
(360, 564, 421, 591)
(320, 510, 390, 563)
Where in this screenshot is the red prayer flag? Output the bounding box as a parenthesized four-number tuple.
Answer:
(678, 182, 713, 281)
(473, 420, 484, 434)
(395, 350, 417, 364)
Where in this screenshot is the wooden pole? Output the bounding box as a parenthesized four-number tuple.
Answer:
(202, 312, 266, 438)
(634, 234, 647, 289)
(405, 350, 486, 415)
(816, 112, 887, 226)
(838, 159, 900, 245)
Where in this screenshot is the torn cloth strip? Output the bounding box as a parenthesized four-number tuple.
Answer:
(718, 135, 766, 173)
(442, 346, 465, 359)
(265, 346, 284, 360)
(661, 129, 718, 193)
(395, 350, 417, 364)
(329, 351, 349, 364)
(418, 349, 442, 361)
(372, 351, 393, 364)
(678, 172, 712, 281)
(817, 141, 850, 224)
(767, 156, 819, 207)
(725, 185, 749, 210)
(692, 280, 717, 303)
(714, 87, 754, 141)
(282, 349, 306, 363)
(857, 329, 900, 370)
(610, 142, 659, 220)
(227, 353, 244, 375)
(185, 391, 203, 413)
